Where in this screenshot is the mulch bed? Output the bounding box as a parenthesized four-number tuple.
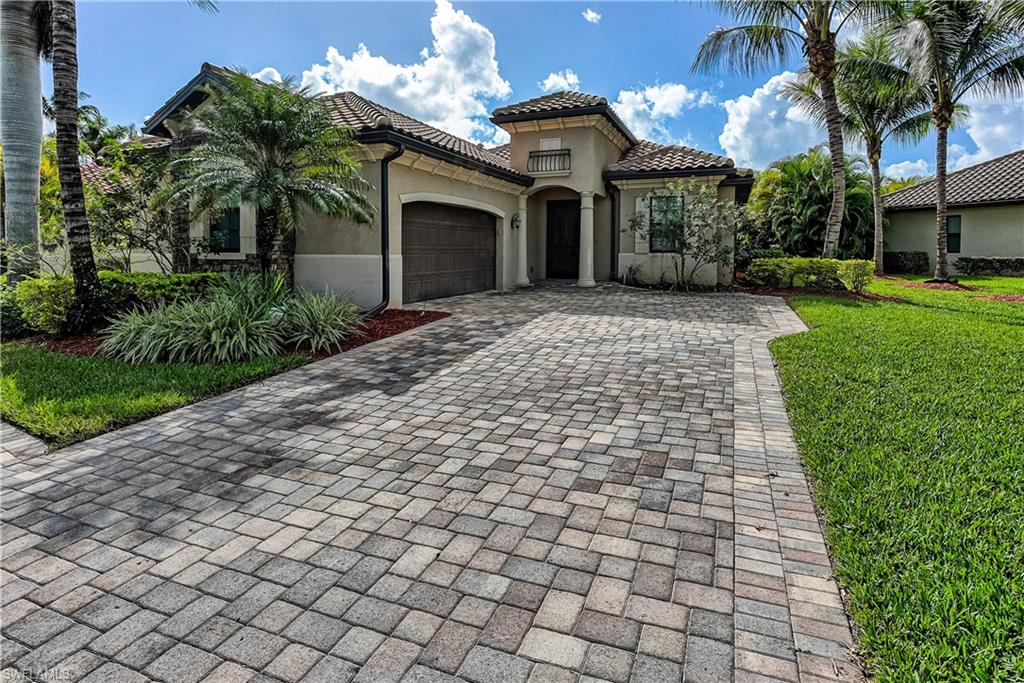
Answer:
(18, 309, 451, 361)
(742, 287, 906, 303)
(898, 281, 978, 291)
(977, 294, 1024, 303)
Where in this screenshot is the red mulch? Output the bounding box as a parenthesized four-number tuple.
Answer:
(977, 294, 1024, 303)
(18, 309, 450, 361)
(742, 287, 906, 303)
(306, 309, 450, 359)
(898, 281, 978, 291)
(23, 334, 104, 358)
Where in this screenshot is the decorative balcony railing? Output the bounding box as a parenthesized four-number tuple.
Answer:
(527, 148, 571, 173)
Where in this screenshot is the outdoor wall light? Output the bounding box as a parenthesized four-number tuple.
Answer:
(511, 213, 522, 230)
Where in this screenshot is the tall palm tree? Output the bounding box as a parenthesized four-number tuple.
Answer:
(50, 0, 102, 328)
(170, 72, 372, 286)
(0, 1, 51, 279)
(784, 32, 936, 274)
(693, 0, 871, 259)
(891, 0, 1024, 280)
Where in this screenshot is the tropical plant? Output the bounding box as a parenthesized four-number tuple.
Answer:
(0, 1, 51, 278)
(50, 0, 102, 331)
(748, 146, 874, 259)
(169, 72, 373, 286)
(881, 175, 932, 194)
(627, 181, 745, 289)
(285, 288, 363, 353)
(784, 31, 935, 275)
(692, 0, 875, 258)
(886, 0, 1024, 279)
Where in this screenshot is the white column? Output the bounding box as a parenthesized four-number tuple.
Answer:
(516, 194, 530, 286)
(578, 191, 596, 287)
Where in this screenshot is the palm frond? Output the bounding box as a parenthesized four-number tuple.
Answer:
(692, 24, 803, 76)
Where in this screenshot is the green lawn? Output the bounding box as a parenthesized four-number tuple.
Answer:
(1, 343, 308, 448)
(771, 276, 1024, 681)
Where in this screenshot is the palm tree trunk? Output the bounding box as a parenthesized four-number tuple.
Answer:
(282, 227, 296, 291)
(255, 205, 276, 276)
(869, 151, 884, 275)
(0, 1, 43, 279)
(818, 73, 846, 259)
(933, 123, 948, 280)
(169, 135, 192, 272)
(51, 0, 101, 329)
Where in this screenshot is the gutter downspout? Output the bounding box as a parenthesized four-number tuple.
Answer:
(605, 180, 620, 281)
(368, 143, 406, 316)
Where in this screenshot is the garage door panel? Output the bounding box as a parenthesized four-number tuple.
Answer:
(402, 202, 496, 303)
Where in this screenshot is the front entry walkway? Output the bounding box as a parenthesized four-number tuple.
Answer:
(1, 284, 861, 682)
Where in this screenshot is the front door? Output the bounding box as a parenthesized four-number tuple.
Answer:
(546, 199, 580, 279)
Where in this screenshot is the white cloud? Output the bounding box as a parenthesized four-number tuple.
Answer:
(253, 67, 282, 83)
(582, 8, 601, 24)
(719, 71, 823, 168)
(949, 97, 1024, 170)
(884, 158, 930, 179)
(539, 69, 580, 93)
(300, 0, 510, 145)
(612, 83, 715, 142)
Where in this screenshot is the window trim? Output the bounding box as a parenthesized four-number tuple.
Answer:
(648, 195, 683, 254)
(946, 214, 962, 254)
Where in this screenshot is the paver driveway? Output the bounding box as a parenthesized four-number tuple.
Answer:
(1, 284, 861, 683)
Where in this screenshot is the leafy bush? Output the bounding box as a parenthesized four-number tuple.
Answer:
(836, 260, 874, 293)
(746, 257, 873, 292)
(954, 256, 1024, 276)
(102, 275, 363, 363)
(883, 251, 930, 275)
(285, 289, 363, 353)
(735, 245, 786, 271)
(15, 271, 223, 335)
(0, 282, 33, 339)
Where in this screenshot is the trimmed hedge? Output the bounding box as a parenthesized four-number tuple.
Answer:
(16, 271, 224, 335)
(954, 257, 1024, 276)
(883, 251, 929, 275)
(736, 246, 787, 271)
(746, 257, 874, 293)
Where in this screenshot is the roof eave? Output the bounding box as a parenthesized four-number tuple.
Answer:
(357, 129, 533, 187)
(603, 166, 737, 181)
(490, 105, 638, 146)
(885, 198, 1024, 212)
(141, 65, 229, 136)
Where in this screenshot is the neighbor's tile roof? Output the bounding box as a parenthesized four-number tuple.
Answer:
(323, 91, 522, 178)
(489, 143, 510, 162)
(884, 149, 1024, 210)
(607, 140, 735, 175)
(80, 163, 119, 194)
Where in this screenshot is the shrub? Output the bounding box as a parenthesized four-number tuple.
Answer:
(746, 257, 873, 292)
(836, 260, 874, 293)
(0, 281, 34, 339)
(285, 289, 363, 353)
(735, 245, 786, 272)
(15, 271, 224, 335)
(954, 257, 1024, 276)
(883, 251, 929, 275)
(102, 275, 363, 364)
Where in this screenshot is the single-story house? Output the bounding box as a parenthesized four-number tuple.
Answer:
(136, 63, 753, 307)
(883, 149, 1024, 273)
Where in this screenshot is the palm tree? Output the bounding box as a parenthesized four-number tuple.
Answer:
(0, 1, 51, 279)
(891, 0, 1024, 280)
(50, 0, 102, 328)
(170, 72, 372, 286)
(784, 32, 935, 274)
(693, 0, 871, 259)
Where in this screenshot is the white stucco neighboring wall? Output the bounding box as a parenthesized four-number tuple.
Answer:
(886, 204, 1024, 272)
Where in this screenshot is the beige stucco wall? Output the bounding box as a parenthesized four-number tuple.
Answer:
(510, 125, 621, 197)
(886, 204, 1024, 273)
(294, 153, 522, 307)
(613, 176, 734, 286)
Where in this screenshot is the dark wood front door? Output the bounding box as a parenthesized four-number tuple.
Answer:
(546, 199, 580, 279)
(402, 202, 496, 303)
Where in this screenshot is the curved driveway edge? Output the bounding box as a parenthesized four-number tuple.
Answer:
(1, 283, 860, 683)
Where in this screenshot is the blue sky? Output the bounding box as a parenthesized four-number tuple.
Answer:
(67, 0, 1023, 176)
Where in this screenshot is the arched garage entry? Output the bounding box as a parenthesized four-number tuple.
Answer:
(400, 199, 500, 303)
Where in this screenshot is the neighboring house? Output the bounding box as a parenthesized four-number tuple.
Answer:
(137, 63, 753, 307)
(883, 149, 1024, 273)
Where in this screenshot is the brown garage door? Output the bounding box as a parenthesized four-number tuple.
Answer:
(402, 201, 496, 303)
